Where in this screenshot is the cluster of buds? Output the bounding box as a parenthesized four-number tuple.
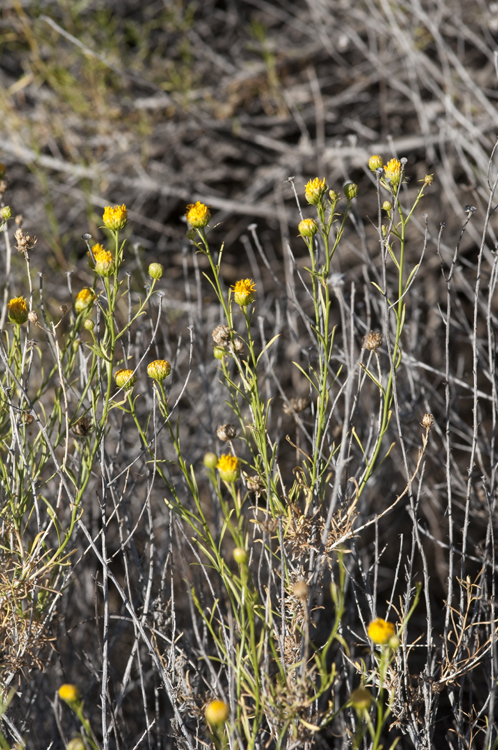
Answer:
(15, 227, 37, 255)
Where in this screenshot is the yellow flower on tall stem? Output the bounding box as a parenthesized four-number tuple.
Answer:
(185, 202, 211, 228)
(217, 454, 240, 482)
(7, 296, 28, 325)
(232, 279, 256, 307)
(103, 204, 128, 231)
(368, 617, 395, 645)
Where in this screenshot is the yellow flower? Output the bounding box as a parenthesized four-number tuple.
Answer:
(368, 617, 395, 644)
(147, 359, 171, 381)
(94, 249, 115, 277)
(205, 699, 229, 726)
(368, 154, 383, 171)
(58, 684, 81, 704)
(103, 204, 128, 231)
(74, 288, 95, 314)
(383, 158, 402, 185)
(298, 218, 318, 238)
(7, 296, 28, 325)
(114, 369, 137, 389)
(232, 278, 256, 307)
(185, 202, 211, 228)
(305, 177, 327, 206)
(217, 454, 240, 482)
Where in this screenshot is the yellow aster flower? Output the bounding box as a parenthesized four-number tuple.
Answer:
(383, 158, 402, 185)
(74, 288, 95, 314)
(185, 202, 211, 228)
(367, 617, 395, 644)
(232, 278, 256, 306)
(103, 204, 128, 231)
(7, 296, 28, 325)
(147, 359, 171, 381)
(368, 154, 383, 171)
(114, 369, 137, 389)
(94, 249, 115, 277)
(205, 699, 229, 726)
(305, 177, 327, 206)
(217, 454, 240, 482)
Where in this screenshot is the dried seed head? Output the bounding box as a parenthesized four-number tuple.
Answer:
(232, 337, 245, 356)
(217, 423, 237, 442)
(421, 413, 434, 430)
(72, 417, 92, 438)
(283, 397, 309, 415)
(212, 325, 231, 345)
(363, 331, 382, 351)
(28, 311, 38, 325)
(14, 227, 37, 254)
(246, 475, 264, 493)
(292, 580, 309, 600)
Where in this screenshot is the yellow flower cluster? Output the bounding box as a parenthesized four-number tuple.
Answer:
(232, 278, 256, 306)
(7, 296, 28, 325)
(185, 202, 211, 228)
(103, 204, 128, 231)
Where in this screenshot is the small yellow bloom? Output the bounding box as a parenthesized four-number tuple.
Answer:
(368, 618, 395, 644)
(114, 369, 137, 389)
(7, 296, 28, 325)
(94, 249, 115, 277)
(217, 454, 240, 482)
(185, 202, 211, 228)
(103, 204, 128, 231)
(74, 288, 95, 314)
(147, 359, 171, 381)
(305, 177, 327, 206)
(383, 158, 402, 185)
(298, 218, 318, 238)
(368, 154, 383, 171)
(205, 699, 229, 726)
(232, 279, 256, 307)
(58, 684, 81, 704)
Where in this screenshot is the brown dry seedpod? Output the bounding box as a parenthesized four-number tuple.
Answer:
(421, 413, 434, 430)
(246, 475, 264, 493)
(72, 417, 93, 438)
(231, 337, 245, 357)
(15, 227, 37, 254)
(212, 325, 231, 346)
(283, 397, 310, 415)
(217, 423, 237, 442)
(363, 331, 382, 351)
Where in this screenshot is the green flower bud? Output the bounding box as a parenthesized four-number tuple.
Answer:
(343, 183, 358, 200)
(148, 262, 164, 280)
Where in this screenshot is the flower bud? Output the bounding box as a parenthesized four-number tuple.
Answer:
(67, 739, 86, 750)
(350, 687, 373, 712)
(147, 359, 171, 381)
(298, 218, 319, 238)
(213, 346, 228, 360)
(148, 262, 164, 280)
(114, 369, 137, 390)
(205, 699, 229, 726)
(382, 201, 392, 212)
(328, 189, 339, 202)
(368, 154, 383, 171)
(203, 452, 218, 469)
(1, 206, 12, 221)
(233, 547, 248, 564)
(83, 319, 95, 332)
(343, 183, 358, 200)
